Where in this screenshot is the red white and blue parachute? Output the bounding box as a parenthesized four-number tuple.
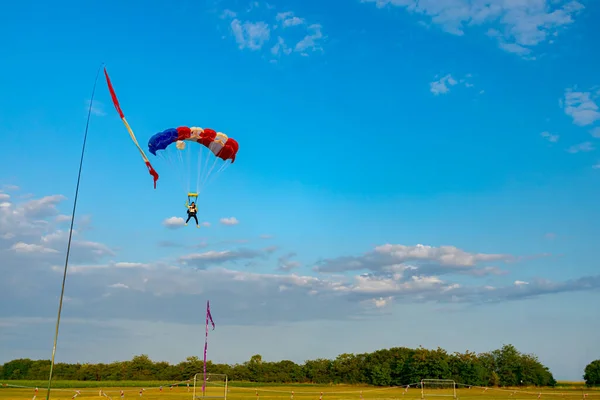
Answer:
(148, 127, 238, 163)
(148, 127, 239, 198)
(104, 67, 239, 197)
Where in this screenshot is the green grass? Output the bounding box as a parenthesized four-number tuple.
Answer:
(555, 381, 588, 388)
(1, 381, 599, 400)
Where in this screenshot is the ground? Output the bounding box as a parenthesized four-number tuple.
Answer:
(1, 381, 599, 400)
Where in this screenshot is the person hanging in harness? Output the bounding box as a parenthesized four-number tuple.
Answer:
(185, 201, 199, 228)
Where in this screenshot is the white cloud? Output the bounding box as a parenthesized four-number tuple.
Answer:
(114, 262, 150, 269)
(372, 296, 393, 308)
(20, 195, 67, 218)
(294, 24, 324, 54)
(429, 73, 478, 96)
(2, 188, 600, 374)
(541, 131, 559, 143)
(276, 11, 305, 27)
(222, 7, 324, 59)
(271, 36, 292, 56)
(178, 248, 265, 269)
(430, 74, 458, 95)
(562, 88, 600, 126)
(109, 283, 129, 289)
(362, 0, 585, 57)
(590, 127, 600, 138)
(230, 19, 271, 50)
(220, 217, 239, 226)
(86, 99, 106, 117)
(566, 141, 594, 153)
(162, 216, 185, 229)
(11, 242, 59, 254)
(278, 252, 301, 271)
(593, 162, 600, 169)
(0, 191, 115, 267)
(55, 214, 71, 223)
(315, 243, 513, 275)
(544, 232, 557, 240)
(221, 9, 236, 19)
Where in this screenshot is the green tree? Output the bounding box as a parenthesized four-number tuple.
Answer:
(332, 353, 363, 384)
(449, 350, 485, 386)
(0, 343, 559, 387)
(303, 358, 332, 384)
(584, 360, 600, 387)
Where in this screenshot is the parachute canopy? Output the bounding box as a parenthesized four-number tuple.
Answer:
(148, 126, 239, 162)
(147, 126, 239, 198)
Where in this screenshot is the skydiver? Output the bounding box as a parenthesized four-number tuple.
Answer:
(185, 201, 200, 228)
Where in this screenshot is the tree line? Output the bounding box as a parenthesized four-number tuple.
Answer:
(1, 345, 598, 387)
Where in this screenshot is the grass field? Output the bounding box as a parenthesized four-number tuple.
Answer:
(1, 381, 599, 400)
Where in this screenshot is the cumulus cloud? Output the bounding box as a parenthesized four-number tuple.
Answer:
(86, 99, 106, 117)
(544, 232, 557, 240)
(221, 9, 236, 19)
(277, 252, 301, 271)
(314, 243, 513, 275)
(430, 74, 458, 95)
(0, 190, 115, 269)
(276, 11, 304, 27)
(230, 19, 271, 50)
(109, 283, 129, 289)
(2, 188, 600, 334)
(162, 217, 209, 229)
(566, 141, 594, 153)
(562, 88, 600, 126)
(221, 6, 324, 59)
(20, 195, 66, 218)
(271, 36, 292, 56)
(178, 248, 266, 269)
(162, 216, 185, 229)
(11, 242, 59, 254)
(362, 0, 585, 58)
(220, 217, 239, 226)
(541, 131, 559, 143)
(430, 74, 478, 95)
(294, 24, 324, 55)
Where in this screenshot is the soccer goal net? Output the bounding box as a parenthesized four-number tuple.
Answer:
(420, 379, 457, 399)
(192, 373, 228, 400)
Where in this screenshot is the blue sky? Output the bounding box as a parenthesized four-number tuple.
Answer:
(1, 0, 600, 382)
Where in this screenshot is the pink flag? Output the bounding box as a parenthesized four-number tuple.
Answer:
(203, 300, 215, 393)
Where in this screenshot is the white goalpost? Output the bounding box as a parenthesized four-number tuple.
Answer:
(192, 373, 228, 400)
(420, 379, 458, 399)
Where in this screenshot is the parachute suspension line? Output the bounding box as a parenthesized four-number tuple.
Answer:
(215, 160, 232, 174)
(195, 147, 202, 195)
(186, 143, 192, 195)
(46, 62, 104, 400)
(199, 156, 228, 193)
(176, 146, 186, 194)
(198, 146, 213, 195)
(202, 159, 231, 190)
(199, 157, 219, 193)
(157, 150, 187, 195)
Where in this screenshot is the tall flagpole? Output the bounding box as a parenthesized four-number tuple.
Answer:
(46, 64, 103, 400)
(203, 300, 215, 396)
